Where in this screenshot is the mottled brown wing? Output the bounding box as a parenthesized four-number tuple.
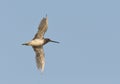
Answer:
(33, 16, 48, 40)
(32, 46, 45, 72)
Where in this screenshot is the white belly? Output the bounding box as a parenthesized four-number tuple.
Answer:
(29, 39, 44, 46)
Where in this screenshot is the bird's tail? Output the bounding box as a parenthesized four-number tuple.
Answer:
(22, 42, 29, 46)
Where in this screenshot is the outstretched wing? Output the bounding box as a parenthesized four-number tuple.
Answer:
(33, 16, 48, 39)
(32, 46, 45, 72)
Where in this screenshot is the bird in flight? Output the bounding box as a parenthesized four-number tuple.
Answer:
(22, 15, 59, 72)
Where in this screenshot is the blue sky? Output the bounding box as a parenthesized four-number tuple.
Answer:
(0, 0, 120, 84)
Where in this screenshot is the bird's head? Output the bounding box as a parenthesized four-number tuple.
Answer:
(44, 38, 59, 44)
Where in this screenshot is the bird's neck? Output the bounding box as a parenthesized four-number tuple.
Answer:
(43, 39, 49, 45)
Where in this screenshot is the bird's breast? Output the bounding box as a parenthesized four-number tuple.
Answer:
(30, 39, 44, 46)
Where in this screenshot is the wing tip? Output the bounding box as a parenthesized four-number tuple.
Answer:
(45, 15, 48, 26)
(36, 58, 45, 72)
(37, 64, 45, 72)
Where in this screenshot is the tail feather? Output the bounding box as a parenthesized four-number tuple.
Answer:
(22, 43, 29, 45)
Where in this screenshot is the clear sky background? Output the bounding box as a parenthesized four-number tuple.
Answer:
(0, 0, 120, 84)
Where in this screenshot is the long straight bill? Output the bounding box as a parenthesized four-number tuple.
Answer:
(50, 40, 59, 43)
